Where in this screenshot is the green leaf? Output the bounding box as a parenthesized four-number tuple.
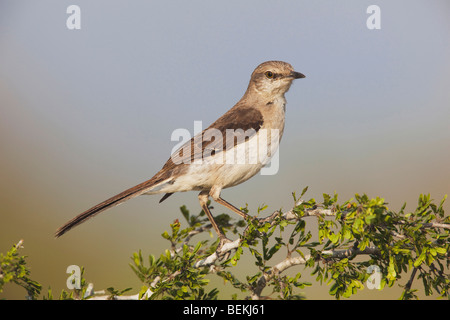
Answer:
(179, 205, 190, 223)
(429, 248, 437, 256)
(387, 257, 397, 280)
(365, 214, 377, 224)
(329, 233, 340, 244)
(161, 231, 170, 240)
(414, 251, 426, 268)
(192, 242, 202, 254)
(300, 186, 308, 198)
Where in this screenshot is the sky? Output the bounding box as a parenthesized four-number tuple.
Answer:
(1, 0, 449, 299)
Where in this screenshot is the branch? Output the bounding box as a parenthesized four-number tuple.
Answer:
(194, 199, 334, 268)
(85, 196, 449, 300)
(398, 220, 450, 231)
(194, 199, 449, 269)
(250, 246, 380, 299)
(402, 267, 419, 299)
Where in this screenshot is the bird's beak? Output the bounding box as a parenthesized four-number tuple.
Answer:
(290, 71, 306, 79)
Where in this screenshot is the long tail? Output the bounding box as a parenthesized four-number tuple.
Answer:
(55, 177, 164, 238)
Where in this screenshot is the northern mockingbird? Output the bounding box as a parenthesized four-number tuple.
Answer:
(56, 61, 305, 248)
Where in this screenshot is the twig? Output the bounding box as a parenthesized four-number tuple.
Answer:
(403, 267, 419, 298)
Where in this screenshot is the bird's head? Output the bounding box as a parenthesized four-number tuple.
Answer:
(247, 61, 305, 98)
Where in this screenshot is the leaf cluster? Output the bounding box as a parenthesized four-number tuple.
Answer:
(1, 190, 448, 300)
(0, 240, 41, 299)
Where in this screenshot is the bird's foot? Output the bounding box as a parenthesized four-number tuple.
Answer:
(216, 236, 233, 260)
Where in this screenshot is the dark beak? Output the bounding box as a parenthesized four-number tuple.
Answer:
(291, 71, 306, 79)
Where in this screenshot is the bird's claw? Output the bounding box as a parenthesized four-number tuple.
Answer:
(216, 236, 233, 260)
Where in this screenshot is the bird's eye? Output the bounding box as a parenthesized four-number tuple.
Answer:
(265, 71, 274, 79)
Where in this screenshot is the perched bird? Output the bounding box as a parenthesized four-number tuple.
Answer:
(56, 61, 305, 248)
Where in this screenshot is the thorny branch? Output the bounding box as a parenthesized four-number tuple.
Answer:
(85, 197, 449, 300)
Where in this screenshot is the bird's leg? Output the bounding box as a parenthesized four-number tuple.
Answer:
(214, 197, 250, 219)
(209, 186, 250, 220)
(198, 191, 231, 251)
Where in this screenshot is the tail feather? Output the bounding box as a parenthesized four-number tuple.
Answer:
(55, 177, 164, 238)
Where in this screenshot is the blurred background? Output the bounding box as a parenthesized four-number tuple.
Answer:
(1, 0, 449, 299)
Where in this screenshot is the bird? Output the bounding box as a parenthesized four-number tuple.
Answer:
(55, 61, 305, 249)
